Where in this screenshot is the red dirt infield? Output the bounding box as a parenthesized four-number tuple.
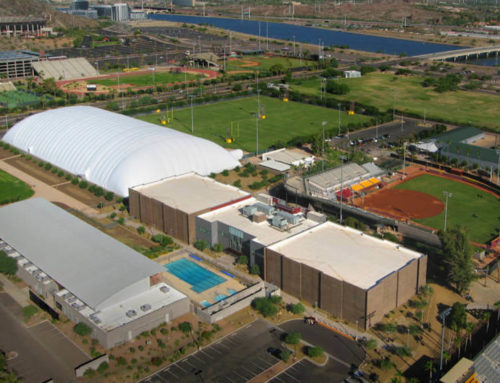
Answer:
(358, 189, 444, 220)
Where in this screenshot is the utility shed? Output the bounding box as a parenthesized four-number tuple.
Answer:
(129, 173, 251, 244)
(265, 222, 427, 329)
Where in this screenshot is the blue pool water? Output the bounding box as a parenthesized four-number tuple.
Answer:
(201, 300, 212, 308)
(227, 288, 237, 295)
(165, 258, 226, 293)
(215, 294, 228, 302)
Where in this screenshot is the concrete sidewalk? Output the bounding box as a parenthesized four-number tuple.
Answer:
(0, 274, 30, 307)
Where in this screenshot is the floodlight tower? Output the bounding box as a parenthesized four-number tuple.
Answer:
(322, 121, 327, 171)
(443, 191, 452, 231)
(339, 155, 347, 224)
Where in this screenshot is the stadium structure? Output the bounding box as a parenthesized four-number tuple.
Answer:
(129, 173, 252, 244)
(2, 106, 241, 196)
(305, 162, 385, 201)
(265, 222, 427, 329)
(32, 58, 99, 81)
(0, 198, 190, 349)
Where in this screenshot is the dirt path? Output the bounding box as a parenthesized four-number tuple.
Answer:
(0, 160, 96, 215)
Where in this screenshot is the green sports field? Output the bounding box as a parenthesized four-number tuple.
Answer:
(138, 96, 371, 152)
(291, 73, 500, 131)
(225, 56, 311, 72)
(395, 174, 499, 243)
(0, 90, 42, 109)
(92, 72, 200, 87)
(0, 169, 34, 205)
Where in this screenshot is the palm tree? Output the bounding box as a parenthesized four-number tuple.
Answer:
(465, 322, 474, 350)
(482, 311, 491, 333)
(443, 351, 451, 367)
(424, 360, 435, 383)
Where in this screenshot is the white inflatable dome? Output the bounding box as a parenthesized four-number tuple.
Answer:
(3, 106, 240, 196)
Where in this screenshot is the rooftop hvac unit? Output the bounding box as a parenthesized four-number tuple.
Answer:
(255, 193, 273, 205)
(252, 211, 266, 223)
(242, 205, 257, 217)
(126, 310, 137, 318)
(90, 314, 101, 324)
(140, 304, 152, 312)
(160, 286, 170, 294)
(271, 215, 288, 229)
(276, 210, 301, 225)
(254, 202, 275, 216)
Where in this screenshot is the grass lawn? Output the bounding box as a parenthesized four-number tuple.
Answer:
(137, 96, 371, 152)
(395, 174, 499, 243)
(92, 72, 200, 87)
(291, 73, 500, 131)
(0, 169, 34, 205)
(226, 56, 311, 72)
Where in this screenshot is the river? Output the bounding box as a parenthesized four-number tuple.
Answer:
(149, 14, 464, 57)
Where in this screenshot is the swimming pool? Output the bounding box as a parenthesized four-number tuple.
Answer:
(164, 258, 226, 293)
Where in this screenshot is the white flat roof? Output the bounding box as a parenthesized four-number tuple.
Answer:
(266, 149, 313, 165)
(132, 173, 251, 214)
(268, 221, 423, 289)
(259, 159, 290, 172)
(199, 197, 320, 246)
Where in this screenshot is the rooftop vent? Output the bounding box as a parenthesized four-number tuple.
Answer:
(140, 304, 151, 312)
(160, 286, 170, 294)
(126, 310, 137, 318)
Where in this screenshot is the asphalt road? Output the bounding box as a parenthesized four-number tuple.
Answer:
(0, 293, 79, 383)
(278, 320, 365, 368)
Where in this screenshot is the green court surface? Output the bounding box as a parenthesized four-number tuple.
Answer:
(291, 73, 500, 131)
(0, 169, 34, 205)
(395, 174, 499, 244)
(138, 96, 371, 152)
(92, 71, 200, 87)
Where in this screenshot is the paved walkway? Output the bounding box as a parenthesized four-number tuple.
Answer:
(0, 159, 96, 215)
(0, 274, 30, 307)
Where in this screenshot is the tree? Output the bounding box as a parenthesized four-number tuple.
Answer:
(450, 302, 467, 331)
(250, 264, 260, 275)
(237, 255, 248, 265)
(279, 349, 291, 362)
(0, 251, 18, 275)
(252, 297, 278, 317)
(326, 80, 350, 95)
(269, 63, 285, 75)
(194, 240, 208, 251)
(285, 332, 302, 345)
(307, 346, 324, 358)
(424, 360, 435, 383)
(439, 227, 475, 294)
(137, 226, 145, 235)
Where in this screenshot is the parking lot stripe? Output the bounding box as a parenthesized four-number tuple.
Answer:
(199, 349, 215, 360)
(282, 371, 301, 383)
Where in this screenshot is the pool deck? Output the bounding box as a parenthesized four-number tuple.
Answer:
(160, 253, 246, 307)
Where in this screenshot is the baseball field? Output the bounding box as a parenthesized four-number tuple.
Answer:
(138, 95, 371, 152)
(362, 173, 499, 244)
(225, 56, 311, 73)
(0, 169, 34, 205)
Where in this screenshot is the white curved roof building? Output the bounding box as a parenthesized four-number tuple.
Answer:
(3, 106, 240, 196)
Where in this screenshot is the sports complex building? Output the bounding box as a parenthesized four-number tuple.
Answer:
(265, 222, 427, 329)
(3, 106, 241, 196)
(129, 173, 251, 244)
(0, 198, 190, 349)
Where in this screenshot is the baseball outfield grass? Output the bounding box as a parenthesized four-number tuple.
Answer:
(137, 95, 371, 152)
(291, 73, 500, 131)
(225, 56, 311, 72)
(91, 72, 200, 87)
(395, 174, 499, 244)
(0, 169, 34, 205)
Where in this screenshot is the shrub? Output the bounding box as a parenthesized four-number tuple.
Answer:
(117, 217, 125, 225)
(383, 232, 399, 243)
(178, 321, 192, 333)
(65, 174, 72, 181)
(221, 169, 229, 176)
(94, 187, 104, 197)
(237, 255, 248, 265)
(307, 346, 324, 358)
(57, 170, 64, 177)
(104, 191, 114, 201)
(395, 346, 412, 357)
(44, 162, 52, 171)
(151, 357, 162, 366)
(51, 167, 58, 174)
(194, 240, 208, 251)
(290, 302, 305, 315)
(252, 297, 278, 317)
(326, 80, 350, 95)
(79, 180, 88, 189)
(73, 322, 92, 336)
(0, 250, 18, 275)
(213, 243, 224, 252)
(116, 357, 126, 366)
(22, 305, 39, 321)
(250, 264, 260, 275)
(379, 358, 394, 370)
(160, 328, 168, 335)
(285, 332, 301, 345)
(109, 212, 117, 219)
(270, 295, 282, 305)
(152, 234, 173, 247)
(233, 179, 242, 187)
(137, 226, 145, 235)
(119, 205, 126, 211)
(97, 361, 109, 374)
(71, 178, 79, 185)
(280, 350, 291, 362)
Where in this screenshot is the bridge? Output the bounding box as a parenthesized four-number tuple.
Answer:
(415, 45, 500, 62)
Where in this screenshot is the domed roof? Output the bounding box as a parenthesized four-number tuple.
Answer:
(3, 106, 239, 196)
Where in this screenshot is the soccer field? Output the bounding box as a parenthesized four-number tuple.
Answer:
(395, 174, 499, 244)
(138, 96, 372, 152)
(0, 169, 34, 205)
(291, 73, 500, 131)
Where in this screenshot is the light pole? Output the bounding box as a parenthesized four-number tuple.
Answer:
(337, 103, 341, 137)
(497, 153, 500, 184)
(393, 90, 396, 121)
(339, 155, 347, 224)
(256, 88, 261, 156)
(293, 35, 296, 56)
(443, 191, 452, 231)
(439, 307, 452, 372)
(190, 95, 194, 134)
(403, 142, 407, 179)
(322, 121, 327, 172)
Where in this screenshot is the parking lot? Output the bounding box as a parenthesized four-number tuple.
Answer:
(140, 319, 284, 383)
(270, 358, 350, 383)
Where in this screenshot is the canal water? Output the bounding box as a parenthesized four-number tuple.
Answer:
(150, 14, 464, 56)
